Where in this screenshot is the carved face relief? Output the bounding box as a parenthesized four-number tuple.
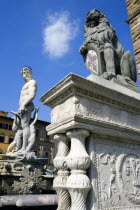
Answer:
(85, 50, 98, 75)
(117, 154, 140, 204)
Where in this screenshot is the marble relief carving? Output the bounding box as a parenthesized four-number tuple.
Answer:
(12, 168, 47, 194)
(116, 154, 140, 205)
(51, 97, 75, 123)
(91, 139, 140, 209)
(100, 153, 120, 206)
(51, 96, 140, 132)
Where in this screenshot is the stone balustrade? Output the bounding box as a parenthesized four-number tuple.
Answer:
(53, 134, 71, 210)
(66, 129, 91, 210)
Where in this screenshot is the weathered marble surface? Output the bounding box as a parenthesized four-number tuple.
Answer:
(7, 67, 38, 158)
(79, 9, 136, 90)
(0, 158, 55, 195)
(87, 135, 140, 210)
(53, 134, 71, 210)
(0, 194, 57, 207)
(40, 73, 140, 210)
(40, 73, 140, 138)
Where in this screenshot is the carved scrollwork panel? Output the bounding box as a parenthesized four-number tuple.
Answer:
(90, 138, 140, 209)
(116, 154, 140, 205)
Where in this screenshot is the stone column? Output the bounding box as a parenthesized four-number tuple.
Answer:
(66, 129, 91, 210)
(53, 134, 71, 210)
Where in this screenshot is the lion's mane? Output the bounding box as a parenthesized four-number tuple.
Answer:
(84, 9, 124, 56)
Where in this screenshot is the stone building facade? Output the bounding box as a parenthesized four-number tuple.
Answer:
(0, 112, 14, 154)
(0, 111, 54, 164)
(125, 0, 140, 73)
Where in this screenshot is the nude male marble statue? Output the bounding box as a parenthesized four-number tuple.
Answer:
(7, 67, 37, 155)
(18, 67, 37, 152)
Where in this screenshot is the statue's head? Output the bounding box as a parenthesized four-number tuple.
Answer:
(85, 9, 107, 27)
(21, 66, 32, 82)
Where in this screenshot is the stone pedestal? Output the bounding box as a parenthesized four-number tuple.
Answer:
(40, 73, 140, 210)
(0, 156, 54, 195)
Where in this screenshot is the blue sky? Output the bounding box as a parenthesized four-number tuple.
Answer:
(0, 0, 139, 122)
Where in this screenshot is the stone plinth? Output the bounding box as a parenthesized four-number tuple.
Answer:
(0, 156, 55, 195)
(40, 73, 140, 210)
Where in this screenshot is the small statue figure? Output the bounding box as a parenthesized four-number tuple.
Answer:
(7, 67, 38, 156)
(80, 9, 136, 84)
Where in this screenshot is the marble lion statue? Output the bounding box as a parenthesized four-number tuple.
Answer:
(80, 9, 136, 82)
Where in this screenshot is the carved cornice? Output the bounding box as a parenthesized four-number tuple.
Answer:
(46, 115, 140, 141)
(40, 73, 74, 104)
(40, 73, 140, 114)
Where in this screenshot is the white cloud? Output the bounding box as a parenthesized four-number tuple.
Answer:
(43, 12, 79, 58)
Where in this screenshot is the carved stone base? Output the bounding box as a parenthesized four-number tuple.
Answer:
(40, 73, 140, 210)
(0, 157, 54, 195)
